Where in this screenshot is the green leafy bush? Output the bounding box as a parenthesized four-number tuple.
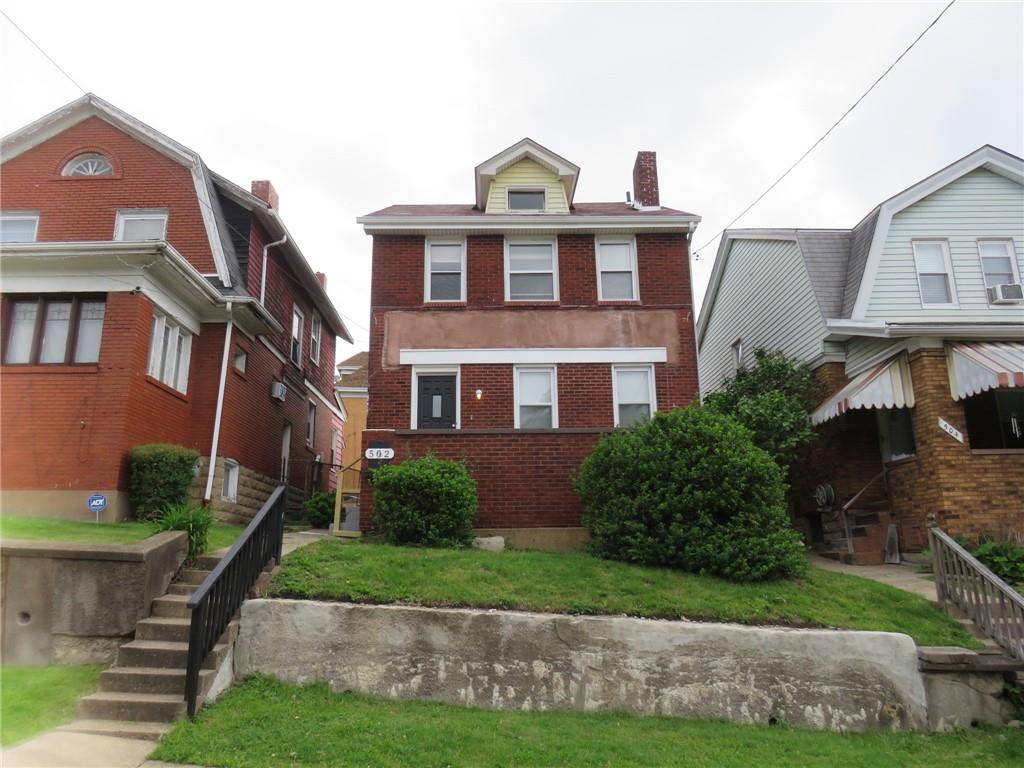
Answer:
(371, 456, 477, 548)
(574, 406, 807, 582)
(704, 349, 817, 467)
(972, 538, 1024, 585)
(129, 443, 199, 520)
(304, 491, 336, 530)
(153, 503, 213, 559)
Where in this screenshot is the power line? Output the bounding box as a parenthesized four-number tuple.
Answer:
(692, 0, 958, 261)
(0, 9, 86, 94)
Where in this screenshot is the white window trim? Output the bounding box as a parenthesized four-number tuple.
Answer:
(114, 209, 168, 241)
(221, 459, 239, 502)
(0, 213, 40, 243)
(290, 305, 305, 365)
(146, 310, 192, 393)
(506, 187, 547, 213)
(976, 239, 1022, 291)
(423, 238, 467, 303)
(309, 313, 321, 365)
(911, 239, 958, 308)
(611, 364, 657, 428)
(731, 338, 744, 373)
(513, 365, 558, 429)
(306, 399, 317, 446)
(504, 237, 559, 302)
(595, 236, 640, 302)
(410, 365, 461, 430)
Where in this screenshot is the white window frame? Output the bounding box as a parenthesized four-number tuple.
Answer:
(506, 188, 546, 212)
(423, 238, 467, 303)
(513, 365, 558, 429)
(595, 236, 639, 302)
(61, 153, 114, 177)
(976, 239, 1021, 292)
(0, 213, 40, 243)
(911, 239, 958, 308)
(114, 209, 168, 241)
(504, 237, 559, 302)
(146, 310, 192, 393)
(309, 313, 322, 364)
(306, 399, 317, 447)
(410, 365, 461, 430)
(731, 338, 744, 373)
(221, 459, 239, 502)
(612, 364, 657, 428)
(290, 306, 305, 365)
(233, 345, 247, 374)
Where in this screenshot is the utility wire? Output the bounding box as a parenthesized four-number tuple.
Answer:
(693, 0, 957, 260)
(0, 9, 86, 94)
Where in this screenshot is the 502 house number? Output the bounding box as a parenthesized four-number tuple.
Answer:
(365, 447, 395, 460)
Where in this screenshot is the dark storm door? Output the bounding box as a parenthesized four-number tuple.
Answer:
(417, 375, 457, 429)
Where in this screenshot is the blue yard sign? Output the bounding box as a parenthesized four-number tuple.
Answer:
(87, 493, 108, 517)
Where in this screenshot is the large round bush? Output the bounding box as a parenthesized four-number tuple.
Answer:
(371, 456, 477, 547)
(574, 406, 806, 582)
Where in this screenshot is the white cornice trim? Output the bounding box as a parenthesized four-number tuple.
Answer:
(358, 214, 700, 235)
(399, 347, 668, 365)
(826, 319, 1024, 340)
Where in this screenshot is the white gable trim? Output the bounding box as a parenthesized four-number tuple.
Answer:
(849, 146, 1024, 320)
(474, 138, 580, 210)
(2, 94, 233, 287)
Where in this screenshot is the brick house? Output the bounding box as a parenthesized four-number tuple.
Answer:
(697, 146, 1023, 563)
(0, 94, 351, 522)
(357, 139, 701, 548)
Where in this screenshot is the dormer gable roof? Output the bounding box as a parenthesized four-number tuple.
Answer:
(474, 138, 580, 210)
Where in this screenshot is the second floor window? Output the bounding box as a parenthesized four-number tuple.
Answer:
(291, 307, 304, 365)
(3, 295, 105, 365)
(0, 213, 39, 243)
(115, 210, 168, 241)
(310, 313, 322, 364)
(147, 311, 192, 393)
(978, 240, 1020, 290)
(912, 241, 956, 307)
(425, 241, 465, 302)
(515, 366, 557, 428)
(596, 238, 638, 301)
(506, 240, 557, 301)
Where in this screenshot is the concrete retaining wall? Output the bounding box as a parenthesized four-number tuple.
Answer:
(235, 599, 933, 732)
(1, 531, 187, 665)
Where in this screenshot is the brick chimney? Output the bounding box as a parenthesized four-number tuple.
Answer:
(315, 271, 327, 288)
(632, 151, 660, 208)
(251, 180, 279, 210)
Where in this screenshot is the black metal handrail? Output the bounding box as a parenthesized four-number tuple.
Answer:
(184, 484, 287, 718)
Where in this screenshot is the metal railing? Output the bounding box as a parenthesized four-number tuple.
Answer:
(184, 485, 287, 718)
(929, 524, 1024, 660)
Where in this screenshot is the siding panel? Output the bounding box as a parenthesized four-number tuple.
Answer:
(485, 157, 569, 213)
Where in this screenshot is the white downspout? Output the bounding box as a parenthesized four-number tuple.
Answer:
(204, 302, 234, 502)
(260, 235, 287, 305)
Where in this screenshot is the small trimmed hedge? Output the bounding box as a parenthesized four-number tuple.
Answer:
(574, 406, 807, 582)
(304, 491, 336, 530)
(371, 456, 477, 548)
(129, 443, 199, 520)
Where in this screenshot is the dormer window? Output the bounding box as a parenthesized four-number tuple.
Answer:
(62, 153, 114, 177)
(508, 190, 545, 211)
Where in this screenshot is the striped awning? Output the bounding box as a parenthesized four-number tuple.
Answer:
(811, 354, 915, 425)
(947, 342, 1024, 401)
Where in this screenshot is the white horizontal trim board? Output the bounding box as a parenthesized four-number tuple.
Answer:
(399, 347, 668, 365)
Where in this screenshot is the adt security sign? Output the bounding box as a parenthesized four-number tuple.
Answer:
(87, 493, 108, 516)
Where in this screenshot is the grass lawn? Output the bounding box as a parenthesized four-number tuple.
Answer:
(0, 515, 242, 552)
(271, 540, 979, 648)
(0, 665, 104, 746)
(152, 675, 1024, 768)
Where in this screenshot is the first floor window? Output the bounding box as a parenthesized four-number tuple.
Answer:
(964, 389, 1024, 450)
(596, 238, 638, 301)
(310, 313, 322, 364)
(115, 210, 168, 240)
(3, 295, 105, 365)
(306, 400, 317, 446)
(515, 366, 557, 428)
(221, 459, 239, 502)
(0, 213, 39, 243)
(506, 240, 557, 301)
(613, 365, 655, 427)
(233, 345, 247, 373)
(912, 240, 956, 306)
(147, 311, 192, 393)
(330, 428, 339, 469)
(426, 241, 465, 302)
(877, 408, 916, 462)
(291, 306, 304, 365)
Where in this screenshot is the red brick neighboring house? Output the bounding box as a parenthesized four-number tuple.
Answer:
(357, 139, 701, 548)
(0, 94, 352, 522)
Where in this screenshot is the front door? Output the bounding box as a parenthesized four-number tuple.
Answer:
(417, 375, 457, 429)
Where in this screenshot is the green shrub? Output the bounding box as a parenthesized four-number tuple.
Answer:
(371, 456, 477, 548)
(304, 491, 336, 530)
(574, 406, 807, 582)
(972, 538, 1024, 585)
(153, 503, 213, 559)
(129, 443, 199, 520)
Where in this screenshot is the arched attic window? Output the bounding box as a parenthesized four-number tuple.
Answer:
(61, 153, 114, 177)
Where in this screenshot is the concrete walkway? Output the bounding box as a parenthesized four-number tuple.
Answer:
(1, 731, 156, 768)
(809, 553, 938, 602)
(281, 528, 342, 556)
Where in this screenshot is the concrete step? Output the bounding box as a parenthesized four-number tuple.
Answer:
(57, 719, 172, 741)
(77, 691, 185, 723)
(178, 569, 212, 585)
(116, 639, 229, 670)
(135, 617, 191, 643)
(99, 666, 214, 696)
(167, 583, 195, 597)
(195, 552, 227, 570)
(151, 594, 191, 618)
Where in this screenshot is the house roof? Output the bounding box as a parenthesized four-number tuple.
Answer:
(697, 145, 1024, 346)
(0, 93, 351, 342)
(336, 351, 369, 390)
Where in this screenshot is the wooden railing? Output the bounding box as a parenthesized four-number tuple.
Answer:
(184, 485, 287, 718)
(838, 470, 887, 555)
(929, 524, 1024, 660)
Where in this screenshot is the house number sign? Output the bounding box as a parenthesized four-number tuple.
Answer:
(365, 447, 395, 460)
(938, 418, 964, 443)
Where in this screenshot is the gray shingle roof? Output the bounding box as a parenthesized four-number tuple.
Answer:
(841, 207, 880, 318)
(794, 230, 852, 319)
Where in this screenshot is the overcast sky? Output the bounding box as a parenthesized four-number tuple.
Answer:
(2, 1, 1021, 358)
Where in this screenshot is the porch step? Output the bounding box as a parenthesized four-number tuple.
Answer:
(99, 666, 213, 696)
(167, 583, 196, 597)
(77, 691, 185, 723)
(116, 640, 229, 670)
(195, 552, 227, 570)
(57, 719, 172, 741)
(151, 594, 191, 618)
(178, 568, 212, 585)
(135, 616, 191, 643)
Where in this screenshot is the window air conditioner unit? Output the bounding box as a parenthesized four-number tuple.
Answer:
(988, 283, 1024, 304)
(271, 381, 287, 402)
